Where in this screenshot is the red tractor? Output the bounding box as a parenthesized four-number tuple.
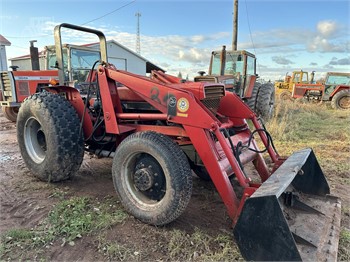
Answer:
(292, 72, 350, 109)
(194, 46, 275, 120)
(16, 23, 341, 261)
(0, 43, 100, 122)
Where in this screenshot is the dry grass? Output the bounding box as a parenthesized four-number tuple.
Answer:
(266, 100, 350, 261)
(167, 228, 243, 261)
(266, 100, 350, 175)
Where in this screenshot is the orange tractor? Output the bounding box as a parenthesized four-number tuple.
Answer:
(15, 24, 341, 261)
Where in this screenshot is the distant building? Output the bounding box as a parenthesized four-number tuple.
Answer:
(0, 35, 11, 71)
(9, 40, 163, 75)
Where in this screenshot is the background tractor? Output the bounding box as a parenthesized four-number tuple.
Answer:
(274, 70, 321, 100)
(0, 43, 101, 122)
(15, 23, 341, 261)
(293, 72, 350, 109)
(194, 46, 275, 120)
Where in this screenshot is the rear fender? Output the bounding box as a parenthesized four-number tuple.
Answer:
(242, 75, 256, 98)
(46, 86, 93, 139)
(329, 85, 349, 98)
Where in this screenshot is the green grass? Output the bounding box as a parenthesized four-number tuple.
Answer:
(0, 196, 128, 260)
(338, 229, 350, 261)
(97, 233, 141, 261)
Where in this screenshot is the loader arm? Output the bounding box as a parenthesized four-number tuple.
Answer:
(98, 65, 219, 132)
(96, 63, 277, 221)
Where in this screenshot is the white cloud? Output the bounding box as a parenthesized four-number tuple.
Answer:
(10, 19, 347, 81)
(317, 20, 338, 37)
(307, 36, 348, 53)
(178, 50, 185, 59)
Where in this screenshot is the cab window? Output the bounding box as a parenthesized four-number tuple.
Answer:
(211, 52, 221, 75)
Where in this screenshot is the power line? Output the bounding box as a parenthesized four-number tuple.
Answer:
(4, 35, 50, 39)
(4, 0, 136, 39)
(81, 0, 136, 25)
(244, 0, 261, 74)
(244, 0, 256, 55)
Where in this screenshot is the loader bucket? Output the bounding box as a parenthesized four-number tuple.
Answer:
(234, 148, 341, 261)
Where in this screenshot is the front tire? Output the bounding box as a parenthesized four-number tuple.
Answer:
(17, 92, 84, 182)
(2, 106, 19, 122)
(331, 89, 350, 110)
(112, 131, 193, 226)
(279, 90, 292, 101)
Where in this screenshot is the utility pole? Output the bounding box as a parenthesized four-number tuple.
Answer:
(135, 12, 141, 54)
(232, 0, 238, 51)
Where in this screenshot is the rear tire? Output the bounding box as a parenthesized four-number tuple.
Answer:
(112, 131, 192, 226)
(331, 89, 350, 110)
(256, 83, 275, 120)
(246, 82, 261, 112)
(191, 163, 211, 181)
(2, 106, 19, 122)
(246, 82, 275, 120)
(17, 92, 84, 182)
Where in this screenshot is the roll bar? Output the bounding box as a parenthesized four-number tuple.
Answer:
(54, 23, 108, 85)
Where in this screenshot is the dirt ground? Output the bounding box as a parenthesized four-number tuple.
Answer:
(0, 111, 235, 261)
(0, 110, 349, 261)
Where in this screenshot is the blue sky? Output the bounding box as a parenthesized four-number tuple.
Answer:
(0, 0, 349, 80)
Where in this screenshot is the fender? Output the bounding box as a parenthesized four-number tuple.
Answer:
(329, 85, 349, 98)
(45, 85, 93, 139)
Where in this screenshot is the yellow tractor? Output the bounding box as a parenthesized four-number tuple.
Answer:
(274, 70, 316, 100)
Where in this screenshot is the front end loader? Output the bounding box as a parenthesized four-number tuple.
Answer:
(15, 23, 341, 261)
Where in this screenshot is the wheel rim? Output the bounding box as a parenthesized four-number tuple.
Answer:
(338, 95, 350, 109)
(24, 117, 47, 164)
(123, 153, 166, 206)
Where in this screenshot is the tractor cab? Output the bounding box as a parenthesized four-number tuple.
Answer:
(45, 44, 101, 86)
(195, 46, 257, 99)
(324, 72, 350, 96)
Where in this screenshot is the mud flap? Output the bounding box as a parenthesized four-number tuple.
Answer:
(233, 148, 341, 261)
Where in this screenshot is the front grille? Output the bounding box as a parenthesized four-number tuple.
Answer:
(204, 85, 225, 99)
(294, 88, 305, 97)
(0, 72, 12, 91)
(202, 98, 221, 113)
(202, 85, 225, 113)
(0, 72, 14, 101)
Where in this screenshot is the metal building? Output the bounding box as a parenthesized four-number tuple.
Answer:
(0, 35, 11, 71)
(9, 40, 163, 75)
